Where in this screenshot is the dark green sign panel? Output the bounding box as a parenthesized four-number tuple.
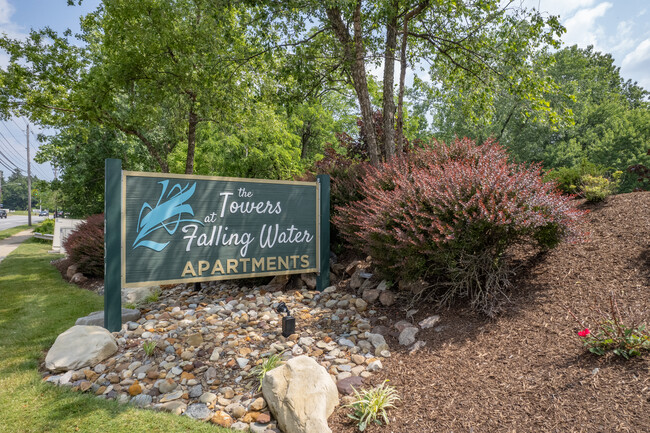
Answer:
(121, 172, 319, 287)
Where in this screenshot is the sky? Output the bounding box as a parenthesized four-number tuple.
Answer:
(0, 0, 649, 181)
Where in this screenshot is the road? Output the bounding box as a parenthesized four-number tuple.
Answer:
(0, 214, 48, 232)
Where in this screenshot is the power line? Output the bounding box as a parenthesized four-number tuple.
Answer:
(0, 130, 29, 165)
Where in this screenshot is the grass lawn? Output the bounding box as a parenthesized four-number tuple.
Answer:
(0, 239, 234, 433)
(0, 225, 30, 241)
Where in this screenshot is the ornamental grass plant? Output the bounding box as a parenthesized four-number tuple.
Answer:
(335, 138, 586, 315)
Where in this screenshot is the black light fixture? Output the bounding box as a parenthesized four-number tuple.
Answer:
(275, 302, 295, 337)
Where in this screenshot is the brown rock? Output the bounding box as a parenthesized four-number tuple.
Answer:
(186, 333, 203, 347)
(83, 369, 98, 382)
(362, 288, 380, 304)
(345, 260, 361, 276)
(79, 381, 92, 392)
(211, 411, 234, 427)
(337, 376, 364, 395)
(250, 397, 266, 411)
(95, 386, 107, 395)
(379, 290, 396, 307)
(180, 372, 195, 381)
(256, 412, 271, 424)
(242, 412, 260, 423)
(146, 370, 159, 380)
(128, 381, 142, 396)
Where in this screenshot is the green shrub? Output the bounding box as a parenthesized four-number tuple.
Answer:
(580, 172, 621, 202)
(34, 218, 55, 235)
(544, 159, 605, 194)
(335, 138, 587, 315)
(63, 213, 104, 277)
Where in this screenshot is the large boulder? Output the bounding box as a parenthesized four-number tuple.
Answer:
(45, 325, 118, 372)
(75, 308, 141, 326)
(262, 355, 339, 433)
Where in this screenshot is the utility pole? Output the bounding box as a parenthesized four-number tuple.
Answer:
(0, 170, 3, 207)
(27, 124, 32, 226)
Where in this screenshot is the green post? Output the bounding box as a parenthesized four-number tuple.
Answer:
(316, 174, 330, 291)
(104, 159, 122, 332)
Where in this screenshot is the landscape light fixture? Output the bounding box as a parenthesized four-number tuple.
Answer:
(275, 302, 295, 337)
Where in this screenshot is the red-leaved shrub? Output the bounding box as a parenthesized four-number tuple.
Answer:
(334, 138, 586, 315)
(63, 213, 104, 278)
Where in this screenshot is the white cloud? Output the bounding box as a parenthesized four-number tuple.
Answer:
(0, 0, 15, 25)
(520, 0, 596, 18)
(562, 2, 612, 49)
(621, 38, 650, 88)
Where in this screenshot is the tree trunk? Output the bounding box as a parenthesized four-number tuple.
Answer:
(382, 1, 399, 160)
(397, 1, 429, 154)
(396, 22, 408, 155)
(186, 109, 198, 174)
(326, 2, 381, 166)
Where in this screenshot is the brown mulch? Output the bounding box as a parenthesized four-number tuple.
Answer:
(330, 192, 650, 433)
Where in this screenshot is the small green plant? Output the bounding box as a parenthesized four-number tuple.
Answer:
(570, 294, 650, 359)
(580, 171, 621, 202)
(34, 218, 55, 235)
(123, 302, 137, 310)
(142, 341, 157, 357)
(144, 290, 160, 304)
(346, 380, 400, 431)
(251, 353, 283, 391)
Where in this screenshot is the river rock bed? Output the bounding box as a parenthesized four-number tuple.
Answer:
(41, 279, 394, 431)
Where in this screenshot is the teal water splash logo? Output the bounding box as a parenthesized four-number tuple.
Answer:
(133, 180, 203, 251)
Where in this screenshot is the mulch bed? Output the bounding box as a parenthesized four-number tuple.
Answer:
(329, 191, 650, 432)
(54, 192, 649, 432)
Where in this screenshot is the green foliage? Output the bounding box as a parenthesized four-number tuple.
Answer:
(544, 160, 606, 194)
(346, 380, 400, 432)
(251, 353, 283, 391)
(429, 45, 650, 193)
(142, 341, 157, 357)
(34, 218, 55, 235)
(580, 172, 621, 202)
(143, 290, 160, 305)
(573, 295, 650, 359)
(171, 104, 304, 180)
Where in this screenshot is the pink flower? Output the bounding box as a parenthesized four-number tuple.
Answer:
(578, 328, 591, 337)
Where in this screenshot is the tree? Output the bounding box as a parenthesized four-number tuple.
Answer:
(428, 45, 650, 191)
(269, 0, 565, 165)
(34, 122, 153, 217)
(1, 170, 40, 210)
(1, 0, 268, 174)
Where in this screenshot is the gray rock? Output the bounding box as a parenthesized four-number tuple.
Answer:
(185, 403, 212, 420)
(231, 422, 251, 431)
(378, 290, 395, 307)
(122, 285, 158, 305)
(158, 378, 177, 393)
(419, 315, 441, 329)
(361, 289, 379, 304)
(398, 327, 419, 346)
(160, 401, 187, 415)
(130, 394, 153, 407)
(365, 333, 386, 348)
(71, 272, 88, 284)
(75, 309, 141, 326)
(45, 325, 117, 372)
(189, 384, 203, 398)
